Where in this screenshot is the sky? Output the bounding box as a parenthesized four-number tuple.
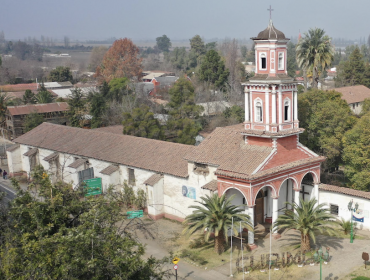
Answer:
(0, 0, 369, 42)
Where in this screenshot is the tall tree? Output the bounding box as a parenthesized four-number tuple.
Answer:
(96, 38, 142, 83)
(48, 66, 73, 83)
(167, 77, 203, 118)
(296, 28, 334, 89)
(183, 194, 252, 255)
(122, 105, 164, 140)
(22, 89, 36, 104)
(0, 92, 9, 123)
(67, 88, 86, 127)
(197, 50, 229, 90)
(88, 46, 108, 72)
(0, 172, 170, 279)
(336, 47, 370, 87)
(156, 35, 172, 53)
(240, 45, 248, 60)
(298, 89, 356, 169)
(287, 41, 298, 77)
(189, 35, 205, 57)
(273, 198, 337, 253)
(343, 113, 370, 190)
(108, 77, 131, 102)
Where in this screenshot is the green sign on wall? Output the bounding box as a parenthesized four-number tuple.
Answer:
(127, 210, 144, 219)
(83, 178, 102, 196)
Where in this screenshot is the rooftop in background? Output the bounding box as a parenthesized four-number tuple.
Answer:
(7, 102, 69, 116)
(0, 81, 73, 92)
(334, 85, 370, 104)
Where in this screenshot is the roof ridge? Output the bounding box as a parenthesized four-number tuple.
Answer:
(33, 123, 194, 149)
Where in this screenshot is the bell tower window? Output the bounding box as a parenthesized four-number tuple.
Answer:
(260, 53, 267, 70)
(255, 101, 263, 122)
(284, 99, 291, 121)
(278, 52, 284, 70)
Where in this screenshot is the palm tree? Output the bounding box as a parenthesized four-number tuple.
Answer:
(296, 28, 334, 89)
(273, 198, 337, 253)
(23, 89, 36, 104)
(35, 90, 54, 104)
(182, 194, 253, 255)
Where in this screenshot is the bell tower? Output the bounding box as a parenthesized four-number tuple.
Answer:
(243, 20, 299, 134)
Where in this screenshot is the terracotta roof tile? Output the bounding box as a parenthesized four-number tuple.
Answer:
(14, 123, 193, 178)
(43, 152, 59, 162)
(144, 174, 163, 186)
(100, 165, 119, 175)
(201, 180, 217, 191)
(23, 148, 38, 157)
(93, 125, 124, 135)
(6, 144, 19, 152)
(68, 158, 86, 169)
(334, 85, 370, 104)
(216, 156, 325, 180)
(320, 184, 370, 200)
(185, 125, 274, 176)
(7, 102, 69, 116)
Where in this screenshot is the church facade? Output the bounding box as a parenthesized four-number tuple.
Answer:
(5, 21, 370, 248)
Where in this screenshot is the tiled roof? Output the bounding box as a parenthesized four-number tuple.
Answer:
(100, 165, 119, 175)
(23, 148, 38, 157)
(7, 102, 69, 116)
(201, 180, 217, 191)
(216, 157, 325, 180)
(320, 184, 370, 200)
(43, 152, 59, 162)
(68, 158, 86, 169)
(144, 174, 163, 186)
(334, 85, 370, 104)
(185, 125, 274, 176)
(6, 144, 19, 152)
(94, 125, 124, 135)
(14, 123, 193, 178)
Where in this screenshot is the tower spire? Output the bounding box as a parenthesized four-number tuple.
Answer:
(267, 5, 274, 20)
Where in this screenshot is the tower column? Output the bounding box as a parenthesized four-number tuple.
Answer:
(265, 86, 270, 130)
(244, 87, 250, 122)
(272, 197, 278, 233)
(247, 206, 256, 247)
(278, 86, 282, 128)
(293, 89, 298, 121)
(272, 86, 277, 124)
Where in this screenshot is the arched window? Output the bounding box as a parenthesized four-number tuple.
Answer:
(260, 53, 267, 70)
(278, 52, 284, 70)
(255, 101, 263, 122)
(284, 99, 290, 121)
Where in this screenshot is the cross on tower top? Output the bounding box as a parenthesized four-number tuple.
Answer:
(267, 5, 274, 20)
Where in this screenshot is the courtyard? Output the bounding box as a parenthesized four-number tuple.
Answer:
(127, 216, 370, 280)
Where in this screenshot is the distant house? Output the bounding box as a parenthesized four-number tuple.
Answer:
(334, 85, 370, 115)
(5, 102, 69, 139)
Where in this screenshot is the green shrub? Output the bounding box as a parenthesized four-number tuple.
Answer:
(352, 277, 370, 280)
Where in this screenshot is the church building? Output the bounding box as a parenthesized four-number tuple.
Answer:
(7, 20, 369, 248)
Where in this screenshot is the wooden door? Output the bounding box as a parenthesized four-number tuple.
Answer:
(254, 191, 264, 225)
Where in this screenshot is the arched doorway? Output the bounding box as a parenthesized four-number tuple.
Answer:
(254, 190, 264, 225)
(224, 188, 246, 211)
(300, 173, 315, 202)
(278, 178, 295, 216)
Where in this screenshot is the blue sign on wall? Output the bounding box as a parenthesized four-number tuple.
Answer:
(182, 185, 196, 199)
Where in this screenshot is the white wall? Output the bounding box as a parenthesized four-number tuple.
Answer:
(320, 190, 370, 230)
(6, 147, 22, 174)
